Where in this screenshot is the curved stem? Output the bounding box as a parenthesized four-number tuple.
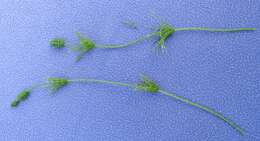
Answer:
(64, 78, 245, 135)
(68, 79, 135, 88)
(158, 89, 244, 135)
(95, 32, 157, 49)
(175, 27, 256, 32)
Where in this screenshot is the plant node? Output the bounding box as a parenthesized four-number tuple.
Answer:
(48, 77, 69, 92)
(155, 24, 175, 48)
(136, 75, 160, 93)
(73, 32, 95, 62)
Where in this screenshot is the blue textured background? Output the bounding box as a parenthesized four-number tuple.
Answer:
(0, 0, 259, 140)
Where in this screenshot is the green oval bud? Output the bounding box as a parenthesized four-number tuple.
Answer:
(50, 38, 65, 48)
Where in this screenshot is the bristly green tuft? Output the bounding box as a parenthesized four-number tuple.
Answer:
(10, 90, 31, 108)
(136, 75, 160, 93)
(73, 32, 95, 62)
(48, 77, 69, 92)
(155, 24, 175, 49)
(50, 38, 65, 48)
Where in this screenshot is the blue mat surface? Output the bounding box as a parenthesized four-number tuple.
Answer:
(0, 0, 259, 140)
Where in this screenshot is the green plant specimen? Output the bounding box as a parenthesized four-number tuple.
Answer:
(66, 18, 255, 61)
(71, 24, 255, 61)
(50, 38, 65, 48)
(11, 75, 244, 135)
(95, 23, 255, 49)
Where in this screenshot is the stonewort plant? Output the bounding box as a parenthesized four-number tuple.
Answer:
(18, 13, 258, 139)
(95, 14, 255, 51)
(11, 75, 245, 136)
(50, 16, 255, 62)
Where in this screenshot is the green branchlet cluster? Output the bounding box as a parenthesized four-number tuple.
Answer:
(155, 24, 175, 48)
(48, 77, 69, 92)
(72, 32, 96, 62)
(136, 76, 159, 93)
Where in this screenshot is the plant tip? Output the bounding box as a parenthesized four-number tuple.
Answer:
(10, 90, 30, 107)
(50, 38, 65, 48)
(11, 100, 20, 107)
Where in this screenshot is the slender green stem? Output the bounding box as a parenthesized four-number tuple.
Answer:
(175, 27, 256, 32)
(158, 89, 244, 135)
(68, 79, 135, 88)
(95, 32, 157, 49)
(27, 83, 50, 91)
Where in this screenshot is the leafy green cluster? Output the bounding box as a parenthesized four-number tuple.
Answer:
(155, 24, 175, 48)
(72, 32, 96, 62)
(136, 75, 159, 93)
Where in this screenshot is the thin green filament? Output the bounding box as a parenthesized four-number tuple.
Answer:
(95, 32, 157, 49)
(175, 27, 256, 32)
(68, 79, 135, 88)
(158, 89, 244, 135)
